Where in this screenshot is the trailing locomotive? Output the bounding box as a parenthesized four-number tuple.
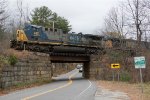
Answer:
(103, 37, 150, 50)
(10, 24, 104, 54)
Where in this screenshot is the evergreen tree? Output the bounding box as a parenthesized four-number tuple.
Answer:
(30, 6, 53, 27)
(30, 6, 71, 33)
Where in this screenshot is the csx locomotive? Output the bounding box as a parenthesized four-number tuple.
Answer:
(103, 37, 150, 50)
(10, 24, 104, 54)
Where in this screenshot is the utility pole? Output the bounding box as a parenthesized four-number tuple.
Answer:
(52, 21, 55, 33)
(50, 21, 58, 33)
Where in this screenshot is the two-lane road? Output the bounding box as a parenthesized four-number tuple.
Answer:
(0, 69, 96, 100)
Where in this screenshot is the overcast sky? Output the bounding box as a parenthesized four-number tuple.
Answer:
(8, 0, 120, 34)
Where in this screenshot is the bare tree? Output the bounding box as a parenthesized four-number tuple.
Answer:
(102, 6, 128, 39)
(25, 3, 30, 23)
(17, 0, 26, 29)
(101, 0, 150, 42)
(143, 0, 150, 41)
(0, 0, 8, 40)
(125, 0, 150, 43)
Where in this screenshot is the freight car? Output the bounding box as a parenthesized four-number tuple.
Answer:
(103, 37, 150, 50)
(10, 24, 104, 54)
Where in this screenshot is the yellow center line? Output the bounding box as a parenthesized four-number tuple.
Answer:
(22, 71, 78, 100)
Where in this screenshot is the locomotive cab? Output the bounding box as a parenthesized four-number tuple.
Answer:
(10, 29, 28, 49)
(16, 30, 28, 42)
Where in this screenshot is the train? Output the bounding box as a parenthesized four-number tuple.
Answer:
(10, 24, 150, 54)
(103, 37, 150, 50)
(10, 24, 104, 54)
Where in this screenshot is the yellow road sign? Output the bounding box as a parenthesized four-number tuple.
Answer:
(111, 64, 120, 69)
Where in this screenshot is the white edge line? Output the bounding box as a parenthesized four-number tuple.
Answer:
(78, 80, 92, 97)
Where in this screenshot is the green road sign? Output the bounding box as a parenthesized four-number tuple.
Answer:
(134, 57, 146, 69)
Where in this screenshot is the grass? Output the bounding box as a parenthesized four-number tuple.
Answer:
(0, 79, 52, 95)
(143, 83, 150, 100)
(0, 55, 8, 65)
(0, 54, 18, 66)
(97, 80, 150, 100)
(14, 79, 51, 88)
(8, 55, 18, 66)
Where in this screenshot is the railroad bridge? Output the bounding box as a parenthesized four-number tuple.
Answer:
(48, 43, 136, 79)
(48, 46, 103, 79)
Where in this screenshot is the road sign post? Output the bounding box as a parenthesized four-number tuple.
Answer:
(117, 69, 120, 81)
(111, 64, 120, 81)
(112, 71, 114, 81)
(139, 68, 143, 93)
(134, 56, 146, 93)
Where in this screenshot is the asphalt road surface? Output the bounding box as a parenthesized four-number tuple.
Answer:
(0, 69, 96, 100)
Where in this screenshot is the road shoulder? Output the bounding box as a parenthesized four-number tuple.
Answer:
(95, 80, 143, 100)
(95, 85, 130, 100)
(95, 80, 150, 100)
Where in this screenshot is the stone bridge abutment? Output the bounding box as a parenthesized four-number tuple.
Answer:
(0, 52, 102, 89)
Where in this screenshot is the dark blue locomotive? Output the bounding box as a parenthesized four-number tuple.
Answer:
(10, 24, 104, 54)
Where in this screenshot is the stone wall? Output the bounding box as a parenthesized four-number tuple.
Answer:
(0, 53, 51, 89)
(0, 51, 78, 89)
